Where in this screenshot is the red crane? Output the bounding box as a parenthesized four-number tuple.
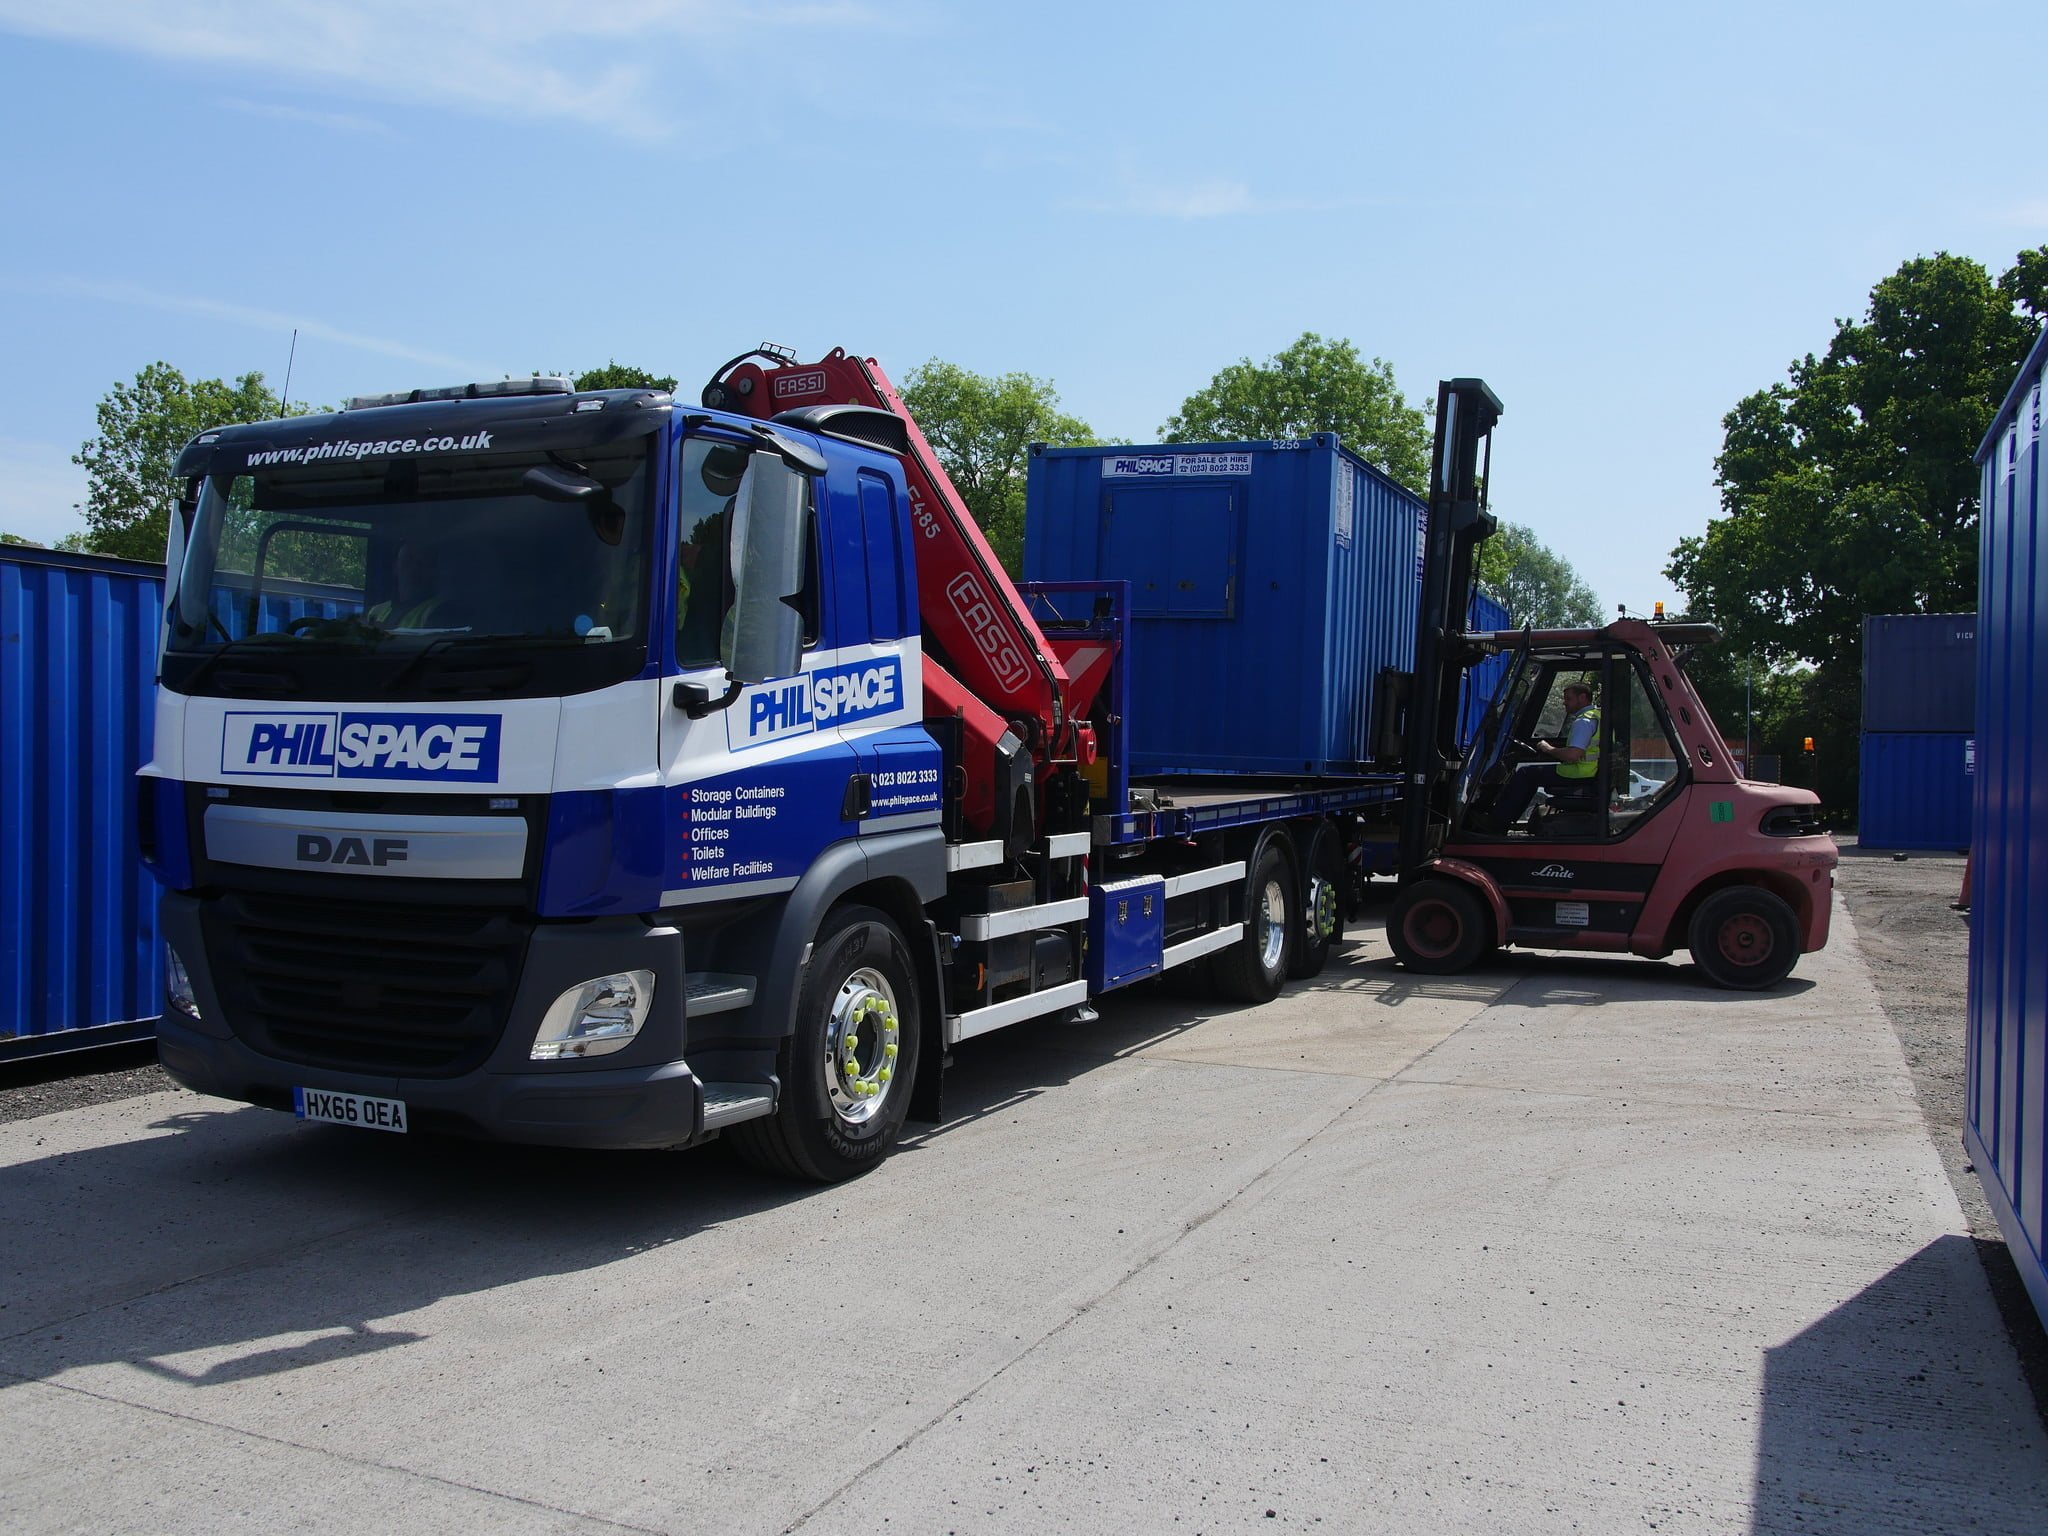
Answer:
(704, 346, 1108, 837)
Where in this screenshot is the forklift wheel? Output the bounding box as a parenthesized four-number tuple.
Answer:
(1687, 886, 1799, 990)
(1388, 879, 1493, 975)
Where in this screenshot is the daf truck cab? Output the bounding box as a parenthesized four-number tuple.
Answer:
(145, 377, 946, 1164)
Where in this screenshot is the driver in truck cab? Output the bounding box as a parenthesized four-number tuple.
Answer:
(1484, 681, 1601, 831)
(366, 540, 444, 630)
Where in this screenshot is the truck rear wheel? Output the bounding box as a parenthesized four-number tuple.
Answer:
(1289, 827, 1346, 979)
(1687, 886, 1799, 990)
(1212, 840, 1296, 1003)
(1387, 878, 1492, 974)
(728, 904, 921, 1182)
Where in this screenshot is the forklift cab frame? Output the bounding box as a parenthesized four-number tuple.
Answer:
(1457, 637, 1689, 845)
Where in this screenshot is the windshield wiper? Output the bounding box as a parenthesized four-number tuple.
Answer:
(174, 634, 310, 695)
(380, 633, 586, 694)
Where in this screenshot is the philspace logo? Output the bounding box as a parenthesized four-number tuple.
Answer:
(740, 656, 903, 745)
(1106, 455, 1175, 478)
(223, 711, 501, 782)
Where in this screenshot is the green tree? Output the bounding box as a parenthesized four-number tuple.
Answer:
(899, 358, 1098, 573)
(1665, 248, 2046, 815)
(1475, 521, 1603, 627)
(574, 361, 678, 392)
(1669, 248, 2046, 664)
(74, 363, 291, 561)
(0, 531, 41, 546)
(1161, 332, 1431, 493)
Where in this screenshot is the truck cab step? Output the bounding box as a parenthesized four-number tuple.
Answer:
(701, 1082, 775, 1131)
(685, 972, 756, 1017)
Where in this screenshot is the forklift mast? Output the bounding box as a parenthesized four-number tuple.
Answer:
(1397, 377, 1505, 872)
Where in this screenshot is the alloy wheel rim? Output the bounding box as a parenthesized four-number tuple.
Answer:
(825, 967, 900, 1125)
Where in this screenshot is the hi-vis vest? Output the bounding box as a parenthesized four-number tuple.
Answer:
(1555, 704, 1601, 779)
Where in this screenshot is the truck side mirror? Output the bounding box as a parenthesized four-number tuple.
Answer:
(725, 451, 809, 685)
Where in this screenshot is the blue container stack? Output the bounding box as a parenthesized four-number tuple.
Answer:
(1026, 436, 1423, 777)
(1858, 612, 1976, 849)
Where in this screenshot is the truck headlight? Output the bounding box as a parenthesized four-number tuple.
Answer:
(531, 971, 655, 1060)
(166, 947, 201, 1021)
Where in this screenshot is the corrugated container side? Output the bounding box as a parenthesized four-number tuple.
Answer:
(1025, 438, 1421, 777)
(1462, 590, 1512, 744)
(1857, 732, 1973, 850)
(1862, 612, 1978, 732)
(1, 547, 165, 1053)
(1967, 331, 2048, 1330)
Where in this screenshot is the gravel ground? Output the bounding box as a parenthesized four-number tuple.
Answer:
(0, 1041, 165, 1124)
(1833, 838, 2048, 1421)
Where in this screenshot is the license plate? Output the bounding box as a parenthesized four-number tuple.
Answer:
(293, 1086, 408, 1133)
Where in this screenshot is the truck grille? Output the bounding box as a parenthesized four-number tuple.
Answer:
(203, 891, 529, 1077)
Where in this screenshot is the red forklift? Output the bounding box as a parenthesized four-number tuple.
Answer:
(1383, 382, 1838, 989)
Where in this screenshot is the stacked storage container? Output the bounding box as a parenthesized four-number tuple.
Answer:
(1025, 436, 1423, 777)
(1858, 612, 1976, 849)
(1968, 330, 2047, 1331)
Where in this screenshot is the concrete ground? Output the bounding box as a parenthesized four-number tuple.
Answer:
(3, 891, 2045, 1534)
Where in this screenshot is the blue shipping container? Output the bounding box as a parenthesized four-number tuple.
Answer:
(1, 546, 166, 1058)
(1026, 437, 1422, 776)
(1862, 612, 1977, 732)
(1968, 329, 2048, 1330)
(1462, 589, 1512, 745)
(1857, 731, 1973, 851)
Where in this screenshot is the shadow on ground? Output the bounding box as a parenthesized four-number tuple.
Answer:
(1750, 1234, 2048, 1533)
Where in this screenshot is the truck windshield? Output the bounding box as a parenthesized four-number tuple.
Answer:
(163, 436, 654, 700)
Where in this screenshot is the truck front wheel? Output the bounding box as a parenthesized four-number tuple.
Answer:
(1387, 878, 1492, 974)
(1687, 886, 1799, 990)
(728, 904, 922, 1182)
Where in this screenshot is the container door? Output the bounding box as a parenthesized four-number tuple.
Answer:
(1100, 485, 1238, 618)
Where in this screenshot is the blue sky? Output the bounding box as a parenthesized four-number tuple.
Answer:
(1, 1, 2041, 614)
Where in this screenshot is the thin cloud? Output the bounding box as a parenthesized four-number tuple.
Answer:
(0, 1, 887, 140)
(1071, 174, 1373, 220)
(4, 274, 494, 376)
(220, 97, 395, 137)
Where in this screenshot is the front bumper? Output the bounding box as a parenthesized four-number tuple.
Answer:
(157, 890, 709, 1150)
(156, 1011, 705, 1149)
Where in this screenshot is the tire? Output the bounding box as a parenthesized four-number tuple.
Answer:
(1289, 826, 1346, 979)
(727, 904, 922, 1182)
(1212, 839, 1296, 1003)
(1387, 878, 1493, 975)
(1687, 886, 1800, 990)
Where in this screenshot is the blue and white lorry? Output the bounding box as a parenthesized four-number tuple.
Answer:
(143, 349, 1497, 1179)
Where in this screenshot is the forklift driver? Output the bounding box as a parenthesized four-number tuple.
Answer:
(1482, 681, 1601, 833)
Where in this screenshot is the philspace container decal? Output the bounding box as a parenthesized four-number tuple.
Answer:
(1862, 612, 1977, 732)
(1026, 437, 1423, 776)
(1968, 327, 2048, 1330)
(1857, 732, 1972, 851)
